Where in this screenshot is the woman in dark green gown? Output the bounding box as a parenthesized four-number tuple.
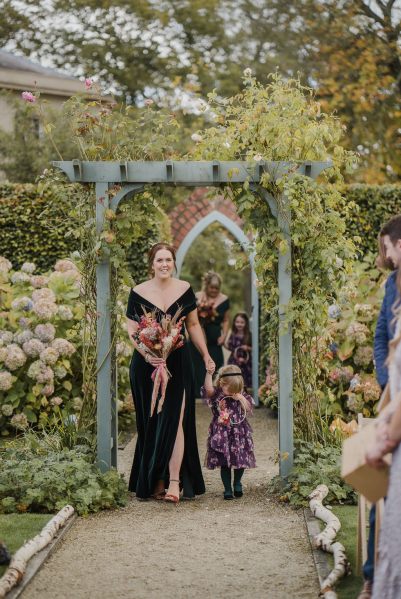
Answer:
(126, 243, 215, 502)
(190, 272, 230, 397)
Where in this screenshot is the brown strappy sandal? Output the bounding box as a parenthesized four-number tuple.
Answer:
(150, 490, 166, 500)
(164, 479, 180, 505)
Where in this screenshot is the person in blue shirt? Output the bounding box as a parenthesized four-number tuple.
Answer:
(358, 215, 401, 599)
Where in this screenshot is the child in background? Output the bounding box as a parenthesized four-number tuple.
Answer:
(226, 312, 252, 389)
(202, 364, 256, 500)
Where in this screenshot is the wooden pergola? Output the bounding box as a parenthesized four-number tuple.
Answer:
(54, 159, 331, 478)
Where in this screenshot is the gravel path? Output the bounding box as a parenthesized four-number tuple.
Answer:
(23, 403, 319, 599)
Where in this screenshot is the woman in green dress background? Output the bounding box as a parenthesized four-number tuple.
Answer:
(190, 271, 230, 397)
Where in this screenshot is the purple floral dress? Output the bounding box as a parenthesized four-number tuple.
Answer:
(227, 333, 252, 389)
(201, 387, 256, 470)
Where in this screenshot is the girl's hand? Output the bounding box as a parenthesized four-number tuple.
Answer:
(217, 335, 225, 346)
(205, 356, 215, 374)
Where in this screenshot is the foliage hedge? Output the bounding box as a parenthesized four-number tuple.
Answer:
(0, 183, 166, 282)
(345, 184, 401, 256)
(0, 183, 75, 272)
(1, 182, 400, 272)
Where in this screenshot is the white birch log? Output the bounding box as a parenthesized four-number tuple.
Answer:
(308, 485, 350, 598)
(0, 504, 75, 598)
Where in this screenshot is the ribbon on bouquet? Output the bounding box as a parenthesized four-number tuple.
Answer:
(150, 361, 171, 416)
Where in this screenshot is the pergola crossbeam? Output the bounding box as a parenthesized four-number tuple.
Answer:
(54, 160, 330, 185)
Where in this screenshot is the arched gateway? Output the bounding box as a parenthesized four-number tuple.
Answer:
(54, 159, 331, 479)
(169, 189, 259, 406)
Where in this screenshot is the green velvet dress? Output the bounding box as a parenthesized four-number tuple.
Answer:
(190, 297, 230, 397)
(126, 286, 205, 499)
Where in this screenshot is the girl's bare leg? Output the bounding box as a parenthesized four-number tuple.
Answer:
(166, 394, 185, 498)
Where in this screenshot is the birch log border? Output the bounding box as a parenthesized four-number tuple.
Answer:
(0, 505, 75, 599)
(308, 485, 350, 599)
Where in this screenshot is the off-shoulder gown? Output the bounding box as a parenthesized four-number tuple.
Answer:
(126, 285, 205, 499)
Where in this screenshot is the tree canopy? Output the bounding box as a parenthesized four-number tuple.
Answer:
(2, 0, 401, 181)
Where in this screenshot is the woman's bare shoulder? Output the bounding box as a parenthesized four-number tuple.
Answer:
(132, 281, 151, 294)
(177, 279, 191, 291)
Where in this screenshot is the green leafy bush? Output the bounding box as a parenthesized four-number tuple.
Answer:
(344, 184, 401, 257)
(0, 444, 127, 515)
(0, 183, 77, 272)
(268, 440, 357, 507)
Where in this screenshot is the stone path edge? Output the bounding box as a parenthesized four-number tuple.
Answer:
(6, 513, 78, 599)
(304, 507, 331, 592)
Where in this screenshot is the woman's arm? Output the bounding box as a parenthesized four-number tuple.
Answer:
(126, 318, 165, 366)
(218, 309, 230, 346)
(223, 332, 232, 350)
(389, 400, 401, 444)
(186, 309, 215, 369)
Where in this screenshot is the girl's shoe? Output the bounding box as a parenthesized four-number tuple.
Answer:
(224, 492, 234, 500)
(234, 484, 243, 498)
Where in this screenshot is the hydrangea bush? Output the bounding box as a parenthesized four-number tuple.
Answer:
(320, 258, 384, 420)
(0, 257, 133, 435)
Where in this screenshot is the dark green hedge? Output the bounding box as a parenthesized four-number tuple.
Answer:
(1, 183, 400, 271)
(344, 184, 401, 256)
(0, 183, 76, 271)
(0, 183, 164, 280)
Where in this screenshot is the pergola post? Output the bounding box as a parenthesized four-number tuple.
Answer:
(277, 195, 293, 477)
(95, 182, 115, 472)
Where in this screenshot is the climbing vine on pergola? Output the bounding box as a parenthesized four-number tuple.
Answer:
(54, 158, 331, 477)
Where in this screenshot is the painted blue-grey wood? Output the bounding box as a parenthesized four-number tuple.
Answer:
(53, 160, 331, 185)
(255, 186, 293, 476)
(110, 183, 145, 212)
(175, 209, 259, 406)
(95, 182, 115, 472)
(277, 194, 293, 478)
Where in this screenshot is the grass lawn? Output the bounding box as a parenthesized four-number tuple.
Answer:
(321, 505, 363, 599)
(0, 514, 52, 576)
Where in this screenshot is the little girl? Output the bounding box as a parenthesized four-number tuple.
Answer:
(202, 364, 256, 500)
(226, 312, 252, 389)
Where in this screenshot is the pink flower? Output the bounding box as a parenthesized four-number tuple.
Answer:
(144, 99, 154, 106)
(21, 91, 36, 103)
(85, 78, 93, 90)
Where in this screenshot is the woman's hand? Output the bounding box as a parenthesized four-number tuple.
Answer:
(217, 335, 225, 346)
(365, 420, 397, 468)
(146, 355, 166, 367)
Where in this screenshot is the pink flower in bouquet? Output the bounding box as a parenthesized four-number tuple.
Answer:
(21, 91, 36, 103)
(84, 78, 93, 90)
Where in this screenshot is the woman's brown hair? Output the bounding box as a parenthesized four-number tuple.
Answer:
(148, 242, 176, 275)
(231, 311, 252, 346)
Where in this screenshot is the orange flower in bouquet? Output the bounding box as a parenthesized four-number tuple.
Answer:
(133, 307, 185, 416)
(197, 300, 218, 326)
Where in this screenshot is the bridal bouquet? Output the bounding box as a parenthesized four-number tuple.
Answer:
(197, 300, 218, 326)
(133, 308, 185, 416)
